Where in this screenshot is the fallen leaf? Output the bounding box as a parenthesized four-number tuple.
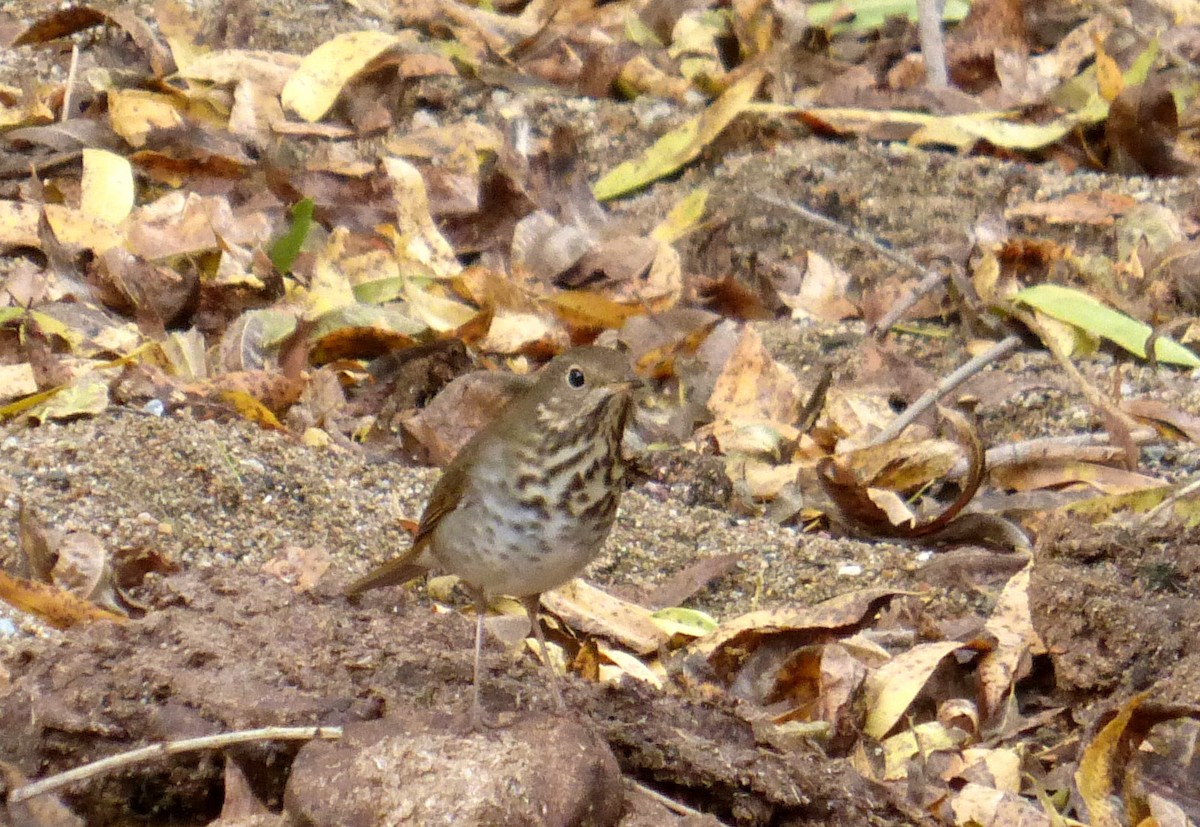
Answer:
(594, 70, 764, 200)
(1014, 283, 1200, 367)
(863, 640, 965, 738)
(282, 30, 413, 122)
(542, 579, 670, 655)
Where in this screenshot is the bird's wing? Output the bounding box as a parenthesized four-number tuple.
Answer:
(410, 453, 469, 551)
(341, 453, 470, 597)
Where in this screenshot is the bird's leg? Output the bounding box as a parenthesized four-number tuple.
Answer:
(469, 586, 489, 729)
(521, 593, 566, 711)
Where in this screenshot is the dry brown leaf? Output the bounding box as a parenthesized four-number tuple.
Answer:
(977, 565, 1040, 721)
(707, 325, 802, 433)
(262, 545, 332, 592)
(696, 587, 905, 678)
(863, 640, 966, 739)
(479, 310, 568, 356)
(776, 251, 860, 322)
(401, 369, 533, 466)
(1006, 192, 1138, 226)
(990, 460, 1164, 495)
(946, 781, 1051, 826)
(0, 569, 127, 629)
(1124, 398, 1200, 443)
(281, 30, 415, 122)
(542, 579, 670, 656)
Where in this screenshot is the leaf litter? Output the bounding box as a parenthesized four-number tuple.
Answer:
(3, 0, 1200, 824)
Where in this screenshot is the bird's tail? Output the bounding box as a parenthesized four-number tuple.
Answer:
(342, 559, 429, 597)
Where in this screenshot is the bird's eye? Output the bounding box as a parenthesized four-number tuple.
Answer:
(566, 367, 586, 388)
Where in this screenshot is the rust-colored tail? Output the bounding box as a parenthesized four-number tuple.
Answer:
(343, 559, 428, 597)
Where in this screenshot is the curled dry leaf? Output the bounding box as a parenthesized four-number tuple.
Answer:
(262, 545, 332, 593)
(281, 30, 417, 123)
(774, 251, 860, 322)
(695, 587, 905, 680)
(18, 501, 140, 616)
(0, 570, 127, 629)
(383, 156, 462, 280)
(819, 406, 994, 543)
(977, 565, 1041, 721)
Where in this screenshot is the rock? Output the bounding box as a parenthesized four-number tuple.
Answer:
(284, 710, 623, 827)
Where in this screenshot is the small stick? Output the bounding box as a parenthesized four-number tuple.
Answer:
(757, 194, 951, 338)
(917, 0, 950, 90)
(626, 778, 732, 826)
(1140, 474, 1200, 526)
(945, 428, 1158, 480)
(8, 726, 342, 804)
(1016, 308, 1140, 433)
(869, 334, 1023, 446)
(62, 44, 80, 122)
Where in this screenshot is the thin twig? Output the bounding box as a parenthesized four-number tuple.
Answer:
(945, 428, 1158, 480)
(8, 726, 342, 803)
(757, 194, 951, 338)
(917, 0, 950, 90)
(869, 334, 1023, 446)
(626, 778, 731, 826)
(1016, 308, 1141, 433)
(1140, 474, 1200, 526)
(61, 43, 80, 122)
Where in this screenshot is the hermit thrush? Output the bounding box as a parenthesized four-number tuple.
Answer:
(345, 346, 638, 725)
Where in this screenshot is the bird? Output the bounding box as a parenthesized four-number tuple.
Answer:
(345, 346, 638, 725)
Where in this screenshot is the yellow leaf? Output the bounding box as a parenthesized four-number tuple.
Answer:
(1076, 692, 1149, 827)
(27, 372, 111, 424)
(383, 157, 462, 279)
(43, 205, 124, 254)
(281, 30, 406, 122)
(863, 641, 964, 738)
(1093, 32, 1123, 102)
(0, 200, 40, 249)
(882, 721, 965, 780)
(594, 70, 763, 200)
(108, 89, 183, 147)
(542, 579, 670, 655)
(81, 148, 134, 224)
(403, 281, 477, 333)
(0, 569, 126, 629)
(596, 643, 663, 689)
(301, 227, 357, 320)
(651, 188, 709, 243)
(220, 389, 284, 430)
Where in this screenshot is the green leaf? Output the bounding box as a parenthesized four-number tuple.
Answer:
(28, 372, 110, 424)
(650, 606, 719, 637)
(269, 197, 314, 274)
(807, 0, 968, 32)
(1014, 284, 1200, 367)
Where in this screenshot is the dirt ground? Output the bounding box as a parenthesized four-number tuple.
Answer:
(4, 1, 1200, 825)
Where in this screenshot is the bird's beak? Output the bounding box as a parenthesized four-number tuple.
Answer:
(610, 377, 646, 393)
